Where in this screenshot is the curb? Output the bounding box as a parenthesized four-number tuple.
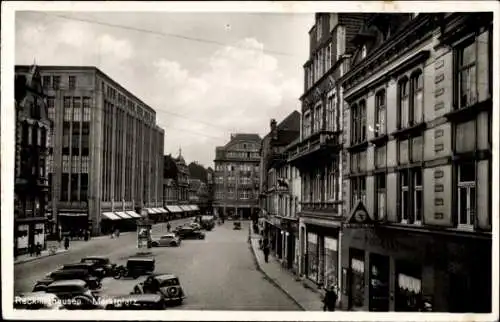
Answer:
(14, 249, 69, 265)
(247, 230, 306, 311)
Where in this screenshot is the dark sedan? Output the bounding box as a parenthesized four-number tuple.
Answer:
(174, 227, 205, 240)
(80, 256, 117, 277)
(33, 268, 102, 291)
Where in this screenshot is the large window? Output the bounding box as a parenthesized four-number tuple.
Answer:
(351, 100, 366, 144)
(457, 162, 476, 229)
(456, 40, 477, 109)
(326, 92, 337, 131)
(307, 232, 319, 282)
(303, 112, 311, 137)
(399, 169, 422, 224)
(324, 237, 338, 289)
(398, 78, 410, 128)
(68, 75, 76, 89)
(314, 102, 323, 133)
(411, 71, 423, 124)
(349, 249, 365, 310)
(375, 174, 386, 220)
(326, 156, 339, 201)
(351, 176, 366, 206)
(375, 90, 386, 135)
(47, 97, 55, 121)
(395, 261, 422, 312)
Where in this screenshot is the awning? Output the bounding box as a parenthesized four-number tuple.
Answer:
(191, 205, 200, 211)
(179, 205, 191, 212)
(115, 211, 132, 219)
(153, 208, 164, 213)
(102, 212, 121, 220)
(146, 208, 156, 214)
(166, 205, 182, 213)
(59, 213, 87, 217)
(156, 208, 168, 213)
(126, 211, 142, 218)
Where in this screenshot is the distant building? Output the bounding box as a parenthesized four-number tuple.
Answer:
(14, 64, 51, 256)
(15, 65, 165, 236)
(213, 134, 261, 219)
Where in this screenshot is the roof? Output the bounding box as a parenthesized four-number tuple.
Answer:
(48, 279, 87, 287)
(277, 110, 301, 131)
(230, 133, 261, 141)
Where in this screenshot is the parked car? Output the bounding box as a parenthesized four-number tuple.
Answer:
(58, 262, 103, 279)
(151, 233, 181, 247)
(14, 292, 64, 310)
(132, 274, 185, 306)
(113, 257, 155, 280)
(189, 222, 202, 230)
(80, 256, 117, 277)
(104, 294, 166, 310)
(44, 279, 100, 305)
(34, 268, 102, 291)
(175, 227, 205, 240)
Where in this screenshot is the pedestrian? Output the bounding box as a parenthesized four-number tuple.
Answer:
(29, 243, 35, 257)
(323, 285, 338, 311)
(35, 242, 42, 256)
(116, 229, 120, 238)
(263, 242, 270, 263)
(166, 222, 171, 232)
(64, 236, 70, 250)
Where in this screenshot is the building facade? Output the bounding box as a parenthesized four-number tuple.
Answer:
(213, 134, 261, 219)
(258, 111, 301, 273)
(288, 13, 367, 292)
(339, 13, 492, 312)
(16, 66, 165, 236)
(174, 151, 190, 206)
(14, 65, 51, 255)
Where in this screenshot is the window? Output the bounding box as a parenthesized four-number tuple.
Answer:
(70, 173, 79, 201)
(73, 97, 81, 121)
(83, 97, 91, 121)
(63, 97, 72, 121)
(62, 122, 70, 152)
(399, 168, 422, 224)
(81, 122, 90, 156)
(375, 174, 386, 220)
(52, 76, 61, 90)
(456, 41, 477, 109)
(375, 146, 386, 169)
(375, 90, 386, 135)
(457, 162, 475, 229)
(411, 72, 423, 124)
(398, 78, 410, 128)
(61, 173, 69, 201)
(351, 176, 366, 205)
(43, 76, 51, 88)
(314, 103, 323, 133)
(81, 156, 89, 173)
(326, 92, 337, 131)
(351, 100, 366, 144)
(303, 112, 311, 137)
(47, 97, 55, 121)
(68, 76, 76, 89)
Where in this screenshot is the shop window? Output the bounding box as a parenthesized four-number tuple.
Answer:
(369, 254, 390, 311)
(324, 237, 338, 289)
(395, 261, 422, 312)
(349, 249, 365, 310)
(306, 232, 319, 282)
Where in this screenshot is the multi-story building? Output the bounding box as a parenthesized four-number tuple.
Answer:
(339, 13, 492, 312)
(174, 150, 192, 216)
(206, 167, 215, 214)
(14, 64, 51, 255)
(259, 111, 301, 271)
(188, 178, 207, 213)
(213, 134, 261, 219)
(288, 13, 367, 292)
(15, 65, 166, 236)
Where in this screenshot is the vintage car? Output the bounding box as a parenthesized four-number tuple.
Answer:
(113, 257, 155, 279)
(200, 215, 215, 231)
(132, 274, 185, 306)
(104, 294, 166, 310)
(174, 227, 205, 240)
(151, 233, 181, 247)
(233, 221, 242, 230)
(57, 262, 104, 278)
(80, 256, 117, 277)
(34, 268, 102, 291)
(44, 279, 99, 304)
(14, 292, 64, 310)
(189, 222, 202, 230)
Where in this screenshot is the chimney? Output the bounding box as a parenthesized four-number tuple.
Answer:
(270, 119, 277, 140)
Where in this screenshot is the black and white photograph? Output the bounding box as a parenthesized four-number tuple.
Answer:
(1, 1, 499, 321)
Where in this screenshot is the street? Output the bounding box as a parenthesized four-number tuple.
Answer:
(14, 218, 300, 311)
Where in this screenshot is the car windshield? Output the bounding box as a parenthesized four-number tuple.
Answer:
(159, 278, 179, 287)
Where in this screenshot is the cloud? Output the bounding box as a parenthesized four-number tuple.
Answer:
(153, 37, 302, 166)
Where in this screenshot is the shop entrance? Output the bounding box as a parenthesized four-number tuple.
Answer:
(369, 254, 390, 311)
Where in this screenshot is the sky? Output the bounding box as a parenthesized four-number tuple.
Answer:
(15, 10, 313, 168)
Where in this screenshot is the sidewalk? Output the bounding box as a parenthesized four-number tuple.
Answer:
(248, 227, 324, 311)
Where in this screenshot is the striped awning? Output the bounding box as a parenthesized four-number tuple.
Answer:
(145, 208, 156, 214)
(102, 212, 121, 220)
(126, 211, 142, 218)
(115, 211, 132, 219)
(166, 205, 183, 213)
(59, 213, 87, 217)
(179, 205, 191, 212)
(156, 208, 168, 213)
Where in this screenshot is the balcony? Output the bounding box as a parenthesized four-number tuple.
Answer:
(288, 130, 342, 166)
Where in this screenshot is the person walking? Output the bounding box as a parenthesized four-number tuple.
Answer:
(323, 285, 338, 311)
(29, 243, 35, 257)
(35, 242, 42, 256)
(263, 242, 270, 263)
(64, 236, 70, 250)
(166, 221, 171, 232)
